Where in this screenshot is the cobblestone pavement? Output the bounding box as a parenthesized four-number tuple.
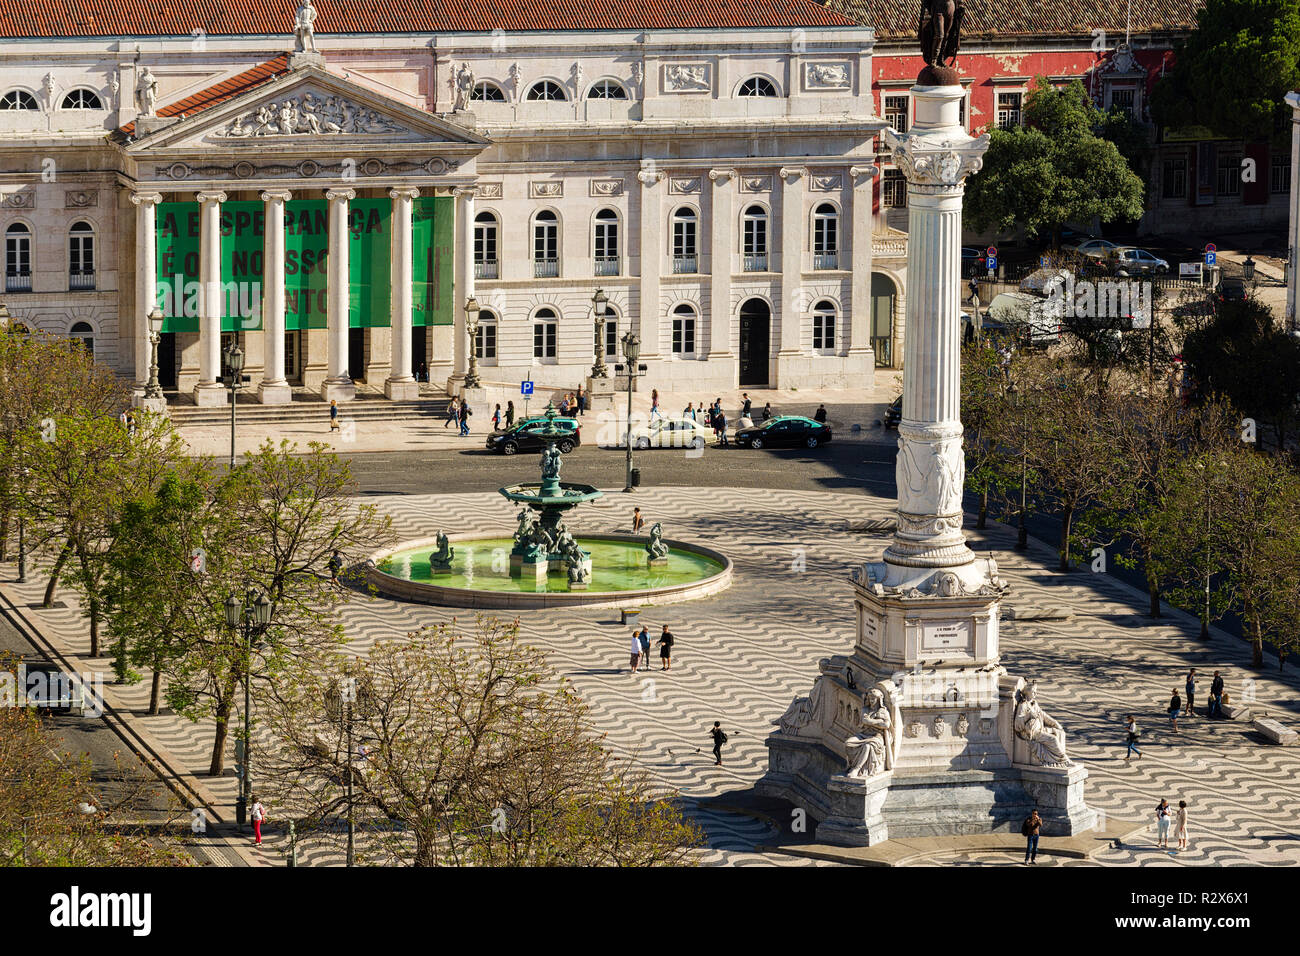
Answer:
(7, 485, 1299, 867)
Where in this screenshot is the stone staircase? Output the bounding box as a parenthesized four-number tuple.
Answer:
(165, 386, 452, 428)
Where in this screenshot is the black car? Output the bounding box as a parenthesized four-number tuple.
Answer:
(485, 417, 581, 455)
(1217, 277, 1247, 302)
(733, 415, 831, 449)
(961, 246, 987, 277)
(882, 396, 902, 429)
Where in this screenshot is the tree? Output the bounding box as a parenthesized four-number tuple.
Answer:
(1150, 0, 1300, 144)
(965, 77, 1145, 246)
(262, 618, 703, 867)
(961, 341, 1018, 529)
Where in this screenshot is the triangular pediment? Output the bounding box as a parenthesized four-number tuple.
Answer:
(126, 66, 489, 154)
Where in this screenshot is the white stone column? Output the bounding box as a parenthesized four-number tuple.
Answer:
(1287, 91, 1300, 330)
(875, 84, 990, 590)
(193, 190, 228, 407)
(130, 191, 163, 397)
(451, 186, 476, 385)
(636, 160, 664, 360)
(777, 166, 806, 366)
(321, 187, 356, 402)
(259, 189, 293, 404)
(706, 168, 736, 373)
(848, 165, 879, 362)
(387, 186, 421, 400)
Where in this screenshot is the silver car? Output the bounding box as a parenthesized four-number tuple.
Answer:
(1110, 247, 1169, 276)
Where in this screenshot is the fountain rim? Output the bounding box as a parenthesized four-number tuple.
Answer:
(499, 481, 604, 505)
(365, 531, 733, 610)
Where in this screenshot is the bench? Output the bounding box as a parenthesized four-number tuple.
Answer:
(1253, 716, 1298, 746)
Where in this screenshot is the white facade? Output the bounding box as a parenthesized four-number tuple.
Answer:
(0, 21, 907, 402)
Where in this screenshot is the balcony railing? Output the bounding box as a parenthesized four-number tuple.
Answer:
(743, 254, 768, 272)
(69, 270, 95, 291)
(474, 260, 499, 280)
(672, 256, 697, 275)
(534, 258, 559, 278)
(872, 237, 908, 259)
(5, 272, 31, 293)
(595, 256, 620, 276)
(813, 253, 840, 270)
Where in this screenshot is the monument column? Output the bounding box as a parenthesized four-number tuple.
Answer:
(193, 190, 228, 407)
(321, 187, 356, 402)
(130, 191, 163, 401)
(848, 166, 879, 361)
(706, 168, 736, 378)
(636, 160, 664, 360)
(386, 187, 421, 400)
(259, 189, 293, 404)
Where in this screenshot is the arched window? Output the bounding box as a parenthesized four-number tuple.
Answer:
(5, 223, 32, 292)
(742, 204, 768, 272)
(738, 77, 779, 97)
(470, 82, 506, 103)
(533, 210, 559, 277)
(475, 309, 498, 363)
(0, 90, 39, 111)
(594, 208, 619, 276)
(69, 221, 95, 290)
(474, 211, 499, 279)
(671, 207, 697, 274)
(533, 307, 558, 361)
(812, 203, 840, 270)
(813, 300, 837, 351)
(70, 321, 94, 355)
(526, 81, 568, 102)
(587, 79, 628, 100)
(60, 89, 103, 110)
(671, 304, 697, 356)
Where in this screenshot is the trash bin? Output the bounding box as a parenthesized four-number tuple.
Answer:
(631, 467, 642, 488)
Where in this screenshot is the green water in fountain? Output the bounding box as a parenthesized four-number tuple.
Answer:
(379, 537, 724, 593)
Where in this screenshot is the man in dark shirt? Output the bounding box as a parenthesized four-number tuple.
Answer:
(657, 625, 674, 671)
(1210, 671, 1225, 718)
(709, 721, 727, 766)
(1022, 809, 1041, 864)
(740, 393, 752, 419)
(1185, 669, 1197, 718)
(814, 404, 828, 424)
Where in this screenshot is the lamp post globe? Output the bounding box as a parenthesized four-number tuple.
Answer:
(591, 288, 610, 378)
(145, 307, 165, 399)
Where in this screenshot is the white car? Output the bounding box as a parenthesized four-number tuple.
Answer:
(1064, 238, 1120, 259)
(628, 417, 712, 450)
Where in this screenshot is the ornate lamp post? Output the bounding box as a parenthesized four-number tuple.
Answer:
(225, 590, 272, 827)
(619, 331, 641, 493)
(590, 288, 609, 378)
(0, 300, 10, 328)
(1243, 256, 1256, 289)
(464, 295, 481, 389)
(325, 670, 374, 867)
(223, 340, 245, 470)
(144, 308, 165, 399)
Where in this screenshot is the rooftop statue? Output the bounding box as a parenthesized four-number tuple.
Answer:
(918, 0, 965, 69)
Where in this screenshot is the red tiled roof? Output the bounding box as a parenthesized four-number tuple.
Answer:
(0, 0, 855, 37)
(120, 53, 289, 135)
(824, 0, 1201, 40)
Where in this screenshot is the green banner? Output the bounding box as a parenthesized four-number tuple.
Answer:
(155, 202, 200, 334)
(413, 196, 454, 327)
(348, 198, 391, 329)
(285, 200, 329, 330)
(220, 201, 265, 331)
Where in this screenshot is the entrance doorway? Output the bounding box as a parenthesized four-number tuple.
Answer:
(738, 298, 770, 387)
(871, 273, 897, 368)
(412, 325, 427, 380)
(158, 332, 177, 389)
(348, 328, 364, 381)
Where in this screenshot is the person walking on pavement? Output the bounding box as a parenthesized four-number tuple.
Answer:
(251, 796, 266, 845)
(1124, 715, 1142, 761)
(814, 403, 828, 424)
(709, 721, 728, 766)
(459, 399, 471, 437)
(650, 388, 662, 422)
(328, 549, 344, 588)
(741, 393, 752, 420)
(1209, 671, 1225, 718)
(657, 624, 674, 671)
(629, 631, 643, 673)
(715, 407, 728, 446)
(1168, 689, 1181, 732)
(1155, 798, 1172, 848)
(1184, 669, 1197, 718)
(632, 507, 644, 533)
(445, 396, 460, 429)
(761, 402, 773, 422)
(637, 626, 651, 671)
(492, 404, 501, 431)
(1021, 808, 1042, 864)
(576, 385, 586, 416)
(1175, 800, 1189, 850)
(505, 400, 515, 428)
(329, 399, 340, 432)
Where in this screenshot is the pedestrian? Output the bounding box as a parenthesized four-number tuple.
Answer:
(1155, 798, 1171, 848)
(761, 402, 773, 422)
(629, 631, 643, 673)
(814, 403, 828, 424)
(1175, 800, 1189, 850)
(251, 796, 266, 845)
(709, 721, 727, 766)
(328, 549, 344, 587)
(632, 506, 644, 533)
(445, 397, 459, 429)
(558, 393, 570, 415)
(576, 385, 586, 416)
(657, 624, 674, 671)
(638, 626, 651, 669)
(329, 399, 340, 432)
(1124, 715, 1142, 761)
(119, 408, 130, 432)
(505, 400, 515, 428)
(459, 399, 471, 436)
(998, 344, 1013, 380)
(125, 409, 137, 438)
(1021, 808, 1042, 864)
(1168, 689, 1181, 732)
(740, 393, 752, 419)
(418, 361, 428, 383)
(684, 401, 695, 421)
(715, 407, 728, 446)
(650, 388, 661, 422)
(492, 403, 501, 430)
(1209, 671, 1225, 718)
(1184, 669, 1196, 718)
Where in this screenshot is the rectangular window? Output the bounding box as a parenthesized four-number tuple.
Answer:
(533, 322, 557, 359)
(882, 169, 907, 208)
(604, 320, 618, 357)
(595, 219, 619, 275)
(474, 220, 498, 279)
(1271, 153, 1292, 194)
(475, 323, 496, 361)
(1216, 151, 1241, 197)
(1161, 155, 1187, 199)
(1109, 87, 1135, 119)
(958, 95, 966, 128)
(671, 317, 696, 355)
(884, 95, 909, 134)
(996, 91, 1022, 130)
(813, 311, 835, 350)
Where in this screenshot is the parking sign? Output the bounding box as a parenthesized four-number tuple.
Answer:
(521, 380, 534, 397)
(986, 256, 998, 271)
(1204, 243, 1217, 267)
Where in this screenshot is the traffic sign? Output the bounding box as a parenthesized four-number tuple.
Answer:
(1204, 243, 1217, 253)
(521, 380, 535, 397)
(987, 246, 998, 257)
(986, 256, 998, 271)
(1039, 255, 1049, 268)
(1204, 251, 1216, 266)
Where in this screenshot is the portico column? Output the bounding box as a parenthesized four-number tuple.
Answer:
(451, 186, 476, 384)
(259, 189, 293, 404)
(707, 168, 736, 378)
(848, 165, 880, 360)
(130, 191, 163, 399)
(636, 160, 664, 360)
(386, 187, 421, 400)
(777, 166, 806, 374)
(193, 190, 228, 407)
(321, 187, 356, 402)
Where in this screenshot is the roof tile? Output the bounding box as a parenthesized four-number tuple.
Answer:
(823, 0, 1201, 40)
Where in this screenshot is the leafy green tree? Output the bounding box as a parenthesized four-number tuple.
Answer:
(1150, 0, 1300, 144)
(965, 77, 1145, 245)
(961, 341, 1018, 529)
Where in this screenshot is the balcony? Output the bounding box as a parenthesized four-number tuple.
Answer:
(595, 256, 620, 277)
(534, 258, 559, 278)
(5, 272, 31, 293)
(672, 256, 697, 275)
(813, 253, 840, 271)
(743, 254, 768, 272)
(69, 270, 95, 291)
(872, 236, 908, 259)
(475, 260, 499, 280)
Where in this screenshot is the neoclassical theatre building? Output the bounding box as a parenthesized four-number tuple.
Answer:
(0, 0, 908, 405)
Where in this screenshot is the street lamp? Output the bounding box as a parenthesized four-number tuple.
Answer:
(224, 340, 245, 470)
(16, 465, 27, 583)
(619, 331, 641, 493)
(590, 288, 609, 379)
(464, 295, 481, 389)
(325, 670, 374, 867)
(225, 589, 272, 827)
(1007, 382, 1029, 552)
(1243, 256, 1256, 289)
(144, 307, 165, 400)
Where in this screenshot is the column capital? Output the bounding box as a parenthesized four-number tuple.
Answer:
(848, 164, 881, 182)
(778, 166, 807, 183)
(637, 160, 664, 186)
(325, 187, 356, 202)
(708, 167, 737, 184)
(451, 185, 476, 200)
(390, 186, 421, 201)
(196, 190, 227, 204)
(131, 191, 164, 206)
(883, 128, 989, 188)
(260, 189, 293, 203)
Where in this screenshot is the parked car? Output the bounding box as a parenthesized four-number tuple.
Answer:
(734, 415, 832, 449)
(1062, 237, 1120, 259)
(961, 246, 987, 276)
(1217, 277, 1247, 302)
(1018, 267, 1072, 295)
(485, 417, 581, 455)
(962, 309, 1009, 343)
(1109, 247, 1169, 276)
(882, 396, 902, 430)
(626, 417, 711, 450)
(986, 291, 1062, 348)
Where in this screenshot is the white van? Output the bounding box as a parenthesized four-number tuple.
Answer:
(986, 291, 1062, 348)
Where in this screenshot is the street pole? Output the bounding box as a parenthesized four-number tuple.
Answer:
(241, 612, 252, 826)
(345, 701, 355, 867)
(1016, 455, 1028, 552)
(1201, 467, 1211, 641)
(623, 368, 634, 493)
(16, 511, 25, 583)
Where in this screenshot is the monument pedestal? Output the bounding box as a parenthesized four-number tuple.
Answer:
(586, 375, 618, 417)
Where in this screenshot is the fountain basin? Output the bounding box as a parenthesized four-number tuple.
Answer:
(367, 533, 732, 610)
